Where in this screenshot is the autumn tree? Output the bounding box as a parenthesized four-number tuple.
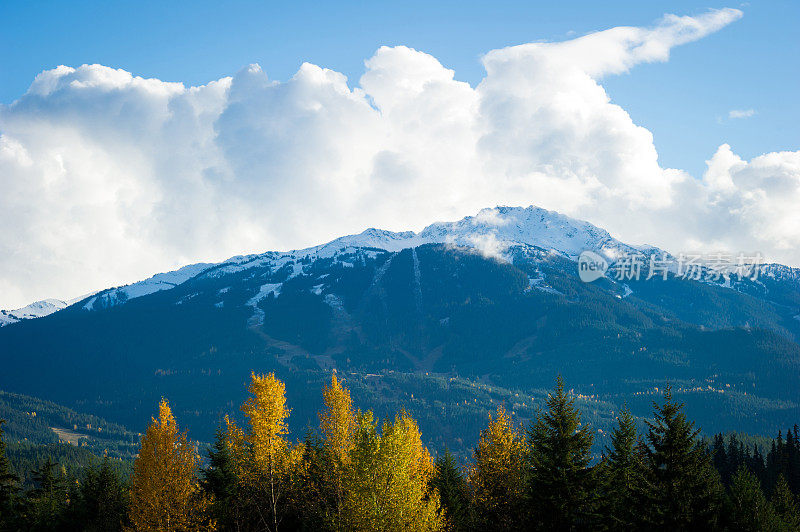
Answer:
(128, 399, 212, 531)
(343, 410, 444, 532)
(228, 372, 303, 532)
(468, 406, 526, 531)
(319, 374, 356, 528)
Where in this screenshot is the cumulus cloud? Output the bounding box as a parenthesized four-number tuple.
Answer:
(728, 108, 756, 119)
(1, 7, 797, 308)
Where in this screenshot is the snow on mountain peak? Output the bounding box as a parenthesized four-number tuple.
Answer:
(1, 205, 660, 324)
(0, 298, 68, 326)
(419, 205, 628, 258)
(286, 205, 644, 261)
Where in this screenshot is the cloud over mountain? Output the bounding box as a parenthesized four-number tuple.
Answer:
(2, 7, 797, 308)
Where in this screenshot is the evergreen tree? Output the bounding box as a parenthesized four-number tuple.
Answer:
(22, 457, 70, 530)
(771, 474, 800, 530)
(711, 433, 730, 486)
(0, 420, 20, 529)
(203, 427, 248, 530)
(468, 406, 526, 531)
(128, 398, 212, 531)
(288, 433, 329, 531)
(724, 466, 780, 531)
(71, 457, 129, 531)
(431, 450, 469, 531)
(599, 406, 645, 529)
(641, 386, 723, 529)
(526, 375, 596, 530)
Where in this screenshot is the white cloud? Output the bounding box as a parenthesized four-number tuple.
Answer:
(728, 108, 756, 119)
(1, 7, 797, 309)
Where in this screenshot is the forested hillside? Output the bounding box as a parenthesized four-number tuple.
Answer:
(1, 374, 798, 530)
(1, 239, 799, 454)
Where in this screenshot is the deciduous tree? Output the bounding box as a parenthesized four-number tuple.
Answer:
(343, 410, 444, 531)
(468, 406, 526, 531)
(128, 399, 211, 531)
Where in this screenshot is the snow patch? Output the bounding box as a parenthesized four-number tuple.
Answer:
(246, 283, 282, 326)
(324, 293, 345, 312)
(1, 299, 68, 326)
(85, 263, 212, 311)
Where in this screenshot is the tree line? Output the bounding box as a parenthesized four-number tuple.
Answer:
(1, 373, 799, 531)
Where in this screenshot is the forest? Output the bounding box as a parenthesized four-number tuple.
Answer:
(0, 373, 799, 531)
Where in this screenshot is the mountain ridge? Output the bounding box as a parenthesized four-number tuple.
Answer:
(3, 204, 798, 327)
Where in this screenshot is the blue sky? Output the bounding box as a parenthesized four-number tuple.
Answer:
(1, 0, 797, 177)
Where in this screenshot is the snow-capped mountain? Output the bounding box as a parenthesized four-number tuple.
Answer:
(0, 299, 69, 326)
(196, 205, 662, 282)
(3, 205, 796, 326)
(80, 262, 213, 312)
(2, 205, 799, 451)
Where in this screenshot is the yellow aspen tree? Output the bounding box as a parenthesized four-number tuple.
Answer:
(468, 406, 527, 531)
(343, 410, 444, 532)
(240, 372, 301, 532)
(128, 399, 213, 531)
(319, 373, 356, 529)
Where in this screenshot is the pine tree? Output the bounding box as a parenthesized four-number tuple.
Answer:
(23, 457, 69, 529)
(0, 420, 20, 529)
(468, 406, 526, 531)
(599, 406, 645, 529)
(431, 450, 469, 531)
(202, 427, 248, 530)
(711, 433, 730, 486)
(72, 457, 129, 531)
(128, 398, 212, 531)
(641, 386, 723, 529)
(771, 474, 800, 530)
(526, 375, 596, 530)
(724, 466, 780, 531)
(289, 433, 329, 531)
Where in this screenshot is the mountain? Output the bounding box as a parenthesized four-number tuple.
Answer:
(0, 291, 101, 327)
(0, 299, 68, 326)
(1, 205, 798, 456)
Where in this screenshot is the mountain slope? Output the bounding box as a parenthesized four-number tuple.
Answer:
(0, 206, 798, 455)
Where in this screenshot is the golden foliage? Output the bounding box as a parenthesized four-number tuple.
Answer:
(128, 399, 213, 531)
(342, 410, 445, 532)
(319, 373, 357, 530)
(320, 373, 356, 466)
(242, 372, 290, 469)
(468, 406, 526, 529)
(236, 372, 302, 532)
